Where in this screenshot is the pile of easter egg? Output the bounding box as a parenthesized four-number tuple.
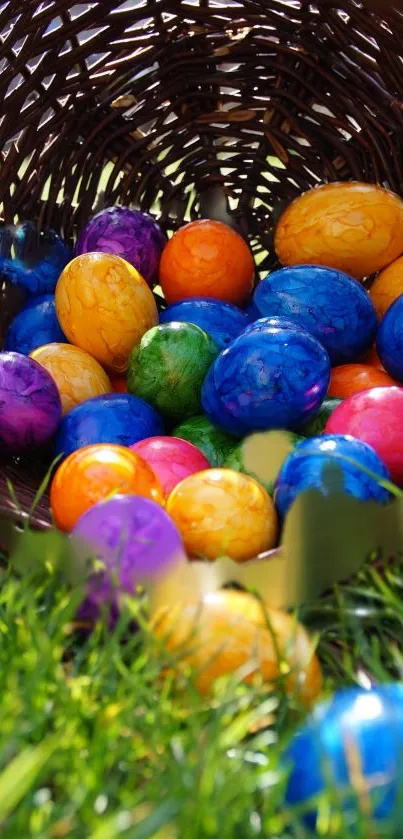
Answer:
(2, 182, 403, 708)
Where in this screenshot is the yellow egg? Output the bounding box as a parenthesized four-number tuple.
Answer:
(275, 182, 403, 279)
(55, 253, 158, 373)
(152, 588, 323, 704)
(30, 343, 112, 415)
(166, 468, 278, 562)
(370, 255, 403, 320)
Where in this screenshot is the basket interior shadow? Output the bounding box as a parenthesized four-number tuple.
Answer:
(1, 0, 403, 534)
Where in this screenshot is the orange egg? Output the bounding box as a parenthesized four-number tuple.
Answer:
(56, 253, 158, 373)
(159, 220, 255, 306)
(275, 182, 403, 279)
(166, 468, 277, 562)
(152, 589, 322, 704)
(50, 444, 164, 532)
(110, 376, 128, 393)
(328, 364, 397, 399)
(30, 343, 112, 415)
(364, 344, 386, 372)
(370, 255, 403, 319)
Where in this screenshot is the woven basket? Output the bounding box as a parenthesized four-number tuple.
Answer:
(1, 0, 403, 538)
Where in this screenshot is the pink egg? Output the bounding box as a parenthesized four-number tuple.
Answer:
(325, 386, 403, 485)
(131, 436, 211, 497)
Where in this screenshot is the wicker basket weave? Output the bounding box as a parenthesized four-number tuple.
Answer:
(1, 0, 403, 535)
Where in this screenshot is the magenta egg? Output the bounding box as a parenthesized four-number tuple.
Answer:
(325, 386, 403, 486)
(131, 435, 211, 496)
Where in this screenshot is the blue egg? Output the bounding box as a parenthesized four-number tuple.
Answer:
(5, 295, 67, 355)
(54, 394, 164, 459)
(377, 295, 403, 382)
(253, 265, 377, 365)
(274, 434, 390, 517)
(202, 367, 251, 437)
(284, 685, 403, 828)
(242, 316, 311, 337)
(159, 298, 249, 350)
(243, 300, 260, 321)
(201, 325, 330, 436)
(0, 222, 71, 295)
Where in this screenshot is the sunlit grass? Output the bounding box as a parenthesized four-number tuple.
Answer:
(0, 534, 402, 836)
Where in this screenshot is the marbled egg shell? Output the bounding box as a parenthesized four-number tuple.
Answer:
(30, 343, 112, 415)
(131, 436, 210, 497)
(0, 351, 62, 451)
(75, 206, 166, 287)
(159, 297, 249, 350)
(201, 325, 331, 436)
(377, 295, 403, 382)
(54, 393, 164, 459)
(275, 182, 403, 279)
(325, 386, 403, 485)
(274, 434, 391, 518)
(56, 253, 158, 373)
(0, 222, 71, 295)
(172, 415, 237, 467)
(5, 294, 67, 355)
(253, 265, 377, 365)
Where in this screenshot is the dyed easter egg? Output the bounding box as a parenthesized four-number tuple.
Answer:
(51, 444, 164, 532)
(110, 376, 128, 393)
(244, 300, 260, 320)
(75, 206, 166, 287)
(131, 436, 210, 497)
(201, 326, 331, 436)
(72, 495, 184, 621)
(0, 222, 71, 295)
(166, 468, 278, 562)
(328, 364, 397, 398)
(275, 434, 391, 518)
(159, 220, 255, 306)
(0, 352, 62, 451)
(325, 387, 403, 484)
(300, 397, 343, 437)
(365, 344, 386, 371)
(242, 315, 311, 338)
(377, 295, 403, 382)
(172, 416, 237, 467)
(127, 323, 218, 421)
(159, 298, 250, 350)
(253, 265, 377, 365)
(370, 255, 403, 319)
(152, 589, 322, 703)
(5, 294, 67, 356)
(275, 182, 403, 279)
(54, 393, 164, 459)
(224, 430, 304, 495)
(285, 685, 403, 828)
(55, 253, 158, 373)
(30, 343, 112, 415)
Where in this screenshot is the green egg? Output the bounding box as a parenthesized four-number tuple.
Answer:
(300, 397, 343, 437)
(172, 415, 237, 467)
(225, 430, 304, 495)
(127, 322, 218, 422)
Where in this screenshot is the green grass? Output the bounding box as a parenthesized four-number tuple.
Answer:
(0, 539, 403, 837)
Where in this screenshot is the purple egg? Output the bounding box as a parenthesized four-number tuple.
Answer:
(75, 206, 166, 286)
(71, 495, 184, 621)
(0, 352, 62, 451)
